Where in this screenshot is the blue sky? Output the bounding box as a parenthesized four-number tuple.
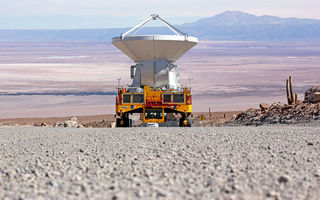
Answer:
(0, 0, 319, 29)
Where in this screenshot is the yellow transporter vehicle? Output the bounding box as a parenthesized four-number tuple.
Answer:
(116, 86, 192, 127)
(112, 14, 198, 127)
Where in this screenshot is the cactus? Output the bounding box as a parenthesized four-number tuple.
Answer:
(286, 79, 291, 104)
(286, 76, 298, 105)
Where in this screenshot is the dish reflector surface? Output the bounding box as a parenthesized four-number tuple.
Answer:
(112, 14, 198, 62)
(112, 35, 198, 62)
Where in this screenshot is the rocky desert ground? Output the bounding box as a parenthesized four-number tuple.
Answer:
(0, 111, 239, 128)
(0, 125, 320, 199)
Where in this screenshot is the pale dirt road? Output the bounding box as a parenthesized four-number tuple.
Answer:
(0, 126, 320, 199)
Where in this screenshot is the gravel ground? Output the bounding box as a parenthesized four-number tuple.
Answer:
(0, 126, 320, 199)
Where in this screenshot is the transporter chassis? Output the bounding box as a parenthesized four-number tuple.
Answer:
(116, 85, 192, 127)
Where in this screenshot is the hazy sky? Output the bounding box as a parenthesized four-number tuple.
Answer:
(0, 0, 319, 29)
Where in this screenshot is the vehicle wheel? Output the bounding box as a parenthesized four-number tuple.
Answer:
(179, 118, 185, 127)
(116, 118, 123, 127)
(123, 117, 129, 127)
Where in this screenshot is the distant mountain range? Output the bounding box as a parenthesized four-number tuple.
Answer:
(181, 11, 320, 41)
(1, 11, 320, 42)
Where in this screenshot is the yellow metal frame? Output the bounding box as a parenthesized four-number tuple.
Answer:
(116, 86, 192, 123)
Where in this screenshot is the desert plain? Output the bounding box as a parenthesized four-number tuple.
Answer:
(1, 41, 320, 118)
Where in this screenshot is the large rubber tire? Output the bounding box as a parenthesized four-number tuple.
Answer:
(179, 117, 192, 127)
(116, 118, 130, 127)
(123, 118, 129, 127)
(116, 118, 123, 127)
(179, 118, 185, 127)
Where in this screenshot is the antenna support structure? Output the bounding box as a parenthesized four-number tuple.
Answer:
(112, 14, 198, 127)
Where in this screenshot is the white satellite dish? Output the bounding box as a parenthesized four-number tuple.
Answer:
(112, 14, 198, 62)
(112, 14, 198, 89)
